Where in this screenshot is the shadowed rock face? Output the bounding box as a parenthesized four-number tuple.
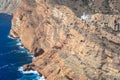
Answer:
(8, 0, 120, 80)
(49, 0, 120, 17)
(0, 0, 21, 13)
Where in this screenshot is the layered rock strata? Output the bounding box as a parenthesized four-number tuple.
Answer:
(9, 0, 120, 80)
(0, 0, 21, 13)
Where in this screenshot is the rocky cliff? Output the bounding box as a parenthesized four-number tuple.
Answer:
(9, 0, 120, 80)
(0, 0, 21, 13)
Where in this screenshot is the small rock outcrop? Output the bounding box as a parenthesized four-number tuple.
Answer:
(34, 48, 44, 57)
(9, 0, 120, 80)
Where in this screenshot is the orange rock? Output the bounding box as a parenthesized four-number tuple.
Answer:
(9, 0, 120, 80)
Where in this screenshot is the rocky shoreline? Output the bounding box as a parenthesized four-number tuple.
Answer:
(1, 0, 120, 80)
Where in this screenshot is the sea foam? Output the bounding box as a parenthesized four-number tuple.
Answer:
(18, 67, 38, 74)
(7, 35, 15, 39)
(18, 67, 45, 80)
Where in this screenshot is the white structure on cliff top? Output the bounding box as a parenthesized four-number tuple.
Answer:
(81, 12, 90, 20)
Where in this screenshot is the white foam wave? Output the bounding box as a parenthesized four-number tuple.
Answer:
(15, 39, 20, 43)
(15, 50, 26, 54)
(19, 50, 26, 53)
(18, 67, 38, 74)
(0, 63, 15, 70)
(19, 46, 24, 49)
(0, 64, 8, 70)
(8, 35, 15, 39)
(18, 67, 45, 80)
(37, 76, 45, 80)
(6, 39, 20, 45)
(7, 13, 12, 16)
(16, 42, 22, 46)
(18, 66, 23, 71)
(28, 55, 34, 58)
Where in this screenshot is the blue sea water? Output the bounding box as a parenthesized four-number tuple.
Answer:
(0, 13, 45, 80)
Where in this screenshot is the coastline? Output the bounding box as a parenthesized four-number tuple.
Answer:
(8, 34, 45, 80)
(6, 11, 45, 78)
(9, 35, 45, 80)
(0, 13, 45, 80)
(4, 0, 120, 80)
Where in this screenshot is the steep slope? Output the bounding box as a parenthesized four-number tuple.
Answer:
(10, 0, 120, 80)
(0, 0, 21, 13)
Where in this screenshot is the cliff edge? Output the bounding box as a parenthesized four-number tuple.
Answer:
(0, 0, 21, 13)
(9, 0, 120, 80)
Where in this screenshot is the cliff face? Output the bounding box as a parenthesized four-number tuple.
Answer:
(0, 0, 21, 13)
(10, 0, 120, 80)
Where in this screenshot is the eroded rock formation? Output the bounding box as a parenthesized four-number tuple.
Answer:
(7, 0, 120, 80)
(0, 0, 21, 13)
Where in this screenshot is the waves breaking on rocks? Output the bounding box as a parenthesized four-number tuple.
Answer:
(18, 67, 45, 80)
(0, 13, 45, 80)
(8, 35, 44, 80)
